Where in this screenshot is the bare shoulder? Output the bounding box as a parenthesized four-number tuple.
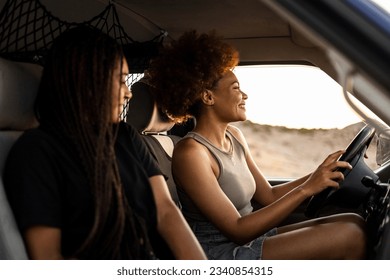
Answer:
(173, 137, 209, 161)
(172, 136, 216, 180)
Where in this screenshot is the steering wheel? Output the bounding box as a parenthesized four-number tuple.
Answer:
(305, 125, 376, 218)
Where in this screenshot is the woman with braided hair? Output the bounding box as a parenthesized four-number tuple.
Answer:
(4, 26, 205, 260)
(148, 30, 367, 260)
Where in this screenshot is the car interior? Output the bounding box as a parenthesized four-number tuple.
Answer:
(126, 78, 183, 207)
(0, 58, 42, 259)
(0, 0, 389, 260)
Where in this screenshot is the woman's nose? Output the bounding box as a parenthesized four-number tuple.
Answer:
(241, 90, 248, 99)
(125, 88, 132, 100)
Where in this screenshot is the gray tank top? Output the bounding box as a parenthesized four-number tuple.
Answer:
(177, 129, 256, 223)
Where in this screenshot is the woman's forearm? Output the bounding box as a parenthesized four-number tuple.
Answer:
(234, 186, 309, 244)
(157, 202, 207, 260)
(149, 175, 206, 260)
(270, 174, 311, 200)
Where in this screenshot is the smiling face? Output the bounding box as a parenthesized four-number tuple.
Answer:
(210, 70, 248, 123)
(111, 58, 132, 122)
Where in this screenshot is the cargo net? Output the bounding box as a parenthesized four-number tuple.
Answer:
(0, 0, 165, 120)
(0, 0, 163, 72)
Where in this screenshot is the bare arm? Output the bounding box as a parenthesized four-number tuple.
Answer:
(149, 175, 207, 260)
(248, 150, 311, 205)
(173, 132, 351, 245)
(24, 226, 63, 259)
(228, 125, 328, 205)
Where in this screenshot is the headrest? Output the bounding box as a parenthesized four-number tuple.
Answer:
(0, 58, 42, 130)
(126, 79, 175, 134)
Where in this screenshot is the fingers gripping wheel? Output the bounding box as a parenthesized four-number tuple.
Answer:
(305, 125, 376, 218)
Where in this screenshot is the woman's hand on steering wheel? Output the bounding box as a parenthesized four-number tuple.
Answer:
(304, 125, 376, 218)
(300, 150, 352, 198)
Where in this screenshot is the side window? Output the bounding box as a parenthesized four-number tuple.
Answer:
(234, 65, 379, 178)
(122, 73, 144, 121)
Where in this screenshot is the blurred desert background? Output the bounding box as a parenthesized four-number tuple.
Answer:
(234, 121, 378, 178)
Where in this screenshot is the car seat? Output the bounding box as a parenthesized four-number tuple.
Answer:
(0, 57, 42, 259)
(126, 79, 183, 208)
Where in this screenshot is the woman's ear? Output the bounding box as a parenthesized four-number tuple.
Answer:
(201, 90, 215, 106)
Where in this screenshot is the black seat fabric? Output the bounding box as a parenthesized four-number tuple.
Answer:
(126, 79, 181, 207)
(141, 134, 182, 207)
(0, 57, 42, 259)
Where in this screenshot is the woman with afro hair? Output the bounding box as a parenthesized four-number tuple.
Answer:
(148, 30, 367, 260)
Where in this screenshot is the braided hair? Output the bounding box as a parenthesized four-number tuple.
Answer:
(35, 26, 152, 259)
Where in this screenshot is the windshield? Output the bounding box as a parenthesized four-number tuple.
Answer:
(234, 65, 384, 177)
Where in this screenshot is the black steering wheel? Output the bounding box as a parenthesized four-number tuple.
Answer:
(305, 125, 376, 218)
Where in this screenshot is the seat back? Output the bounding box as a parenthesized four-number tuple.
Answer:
(0, 57, 42, 259)
(126, 79, 182, 207)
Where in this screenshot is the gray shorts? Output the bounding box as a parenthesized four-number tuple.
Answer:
(190, 221, 277, 260)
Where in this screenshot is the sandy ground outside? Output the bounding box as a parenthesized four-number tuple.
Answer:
(233, 121, 378, 178)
